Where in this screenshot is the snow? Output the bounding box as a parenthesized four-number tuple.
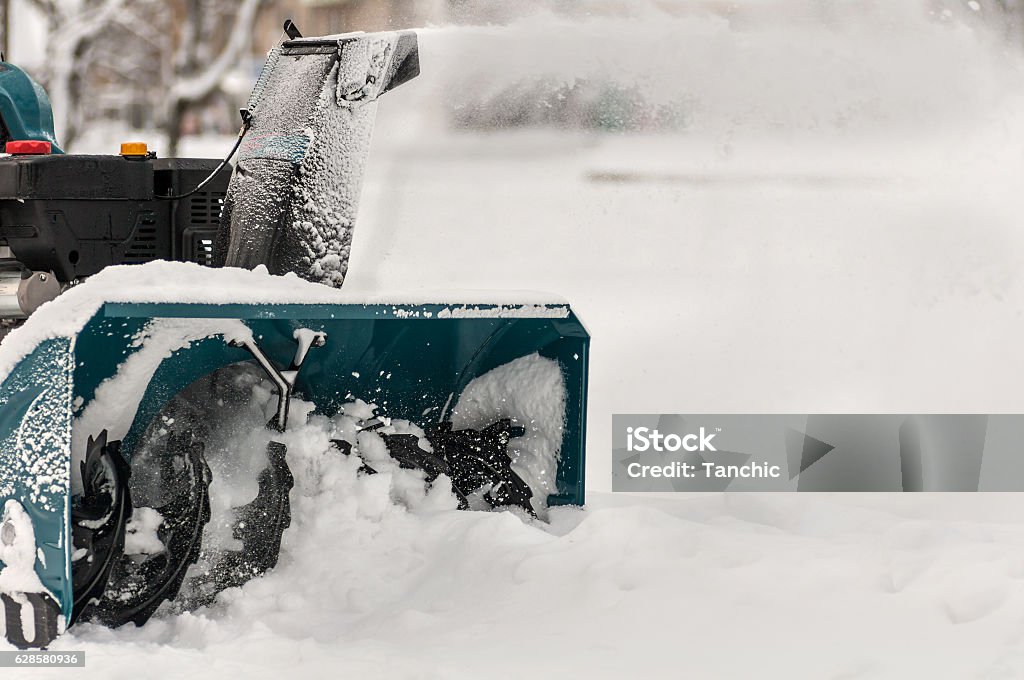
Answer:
(19, 490, 1024, 678)
(291, 328, 326, 368)
(165, 0, 262, 108)
(0, 340, 73, 514)
(436, 304, 568, 318)
(171, 366, 283, 599)
(123, 508, 165, 557)
(0, 500, 62, 660)
(0, 501, 48, 595)
(9, 3, 1024, 676)
(340, 398, 377, 422)
(451, 353, 566, 512)
(332, 401, 459, 513)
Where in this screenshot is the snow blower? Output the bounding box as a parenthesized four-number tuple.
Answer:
(0, 27, 589, 648)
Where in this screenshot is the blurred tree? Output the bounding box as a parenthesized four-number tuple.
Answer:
(23, 0, 265, 151)
(164, 0, 266, 156)
(0, 0, 9, 58)
(25, 0, 132, 148)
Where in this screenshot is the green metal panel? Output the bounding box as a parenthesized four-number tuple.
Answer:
(0, 338, 74, 622)
(0, 61, 64, 153)
(80, 302, 589, 506)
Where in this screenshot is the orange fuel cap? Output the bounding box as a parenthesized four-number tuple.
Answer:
(6, 140, 52, 155)
(120, 142, 149, 157)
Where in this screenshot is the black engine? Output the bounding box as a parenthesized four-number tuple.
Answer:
(0, 150, 230, 322)
(0, 27, 419, 328)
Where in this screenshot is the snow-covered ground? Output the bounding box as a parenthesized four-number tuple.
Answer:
(19, 4, 1024, 677)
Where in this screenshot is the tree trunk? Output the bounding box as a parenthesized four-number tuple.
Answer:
(162, 0, 263, 150)
(166, 98, 187, 158)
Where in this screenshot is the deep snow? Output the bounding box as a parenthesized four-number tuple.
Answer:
(24, 489, 1024, 679)
(10, 2, 1024, 677)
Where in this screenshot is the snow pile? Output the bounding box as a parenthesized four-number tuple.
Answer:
(332, 401, 462, 513)
(129, 385, 462, 611)
(0, 339, 73, 514)
(0, 500, 58, 648)
(17, 490, 1024, 677)
(0, 500, 48, 595)
(0, 263, 333, 386)
(193, 369, 280, 559)
(169, 372, 463, 590)
(122, 508, 165, 557)
(452, 353, 566, 508)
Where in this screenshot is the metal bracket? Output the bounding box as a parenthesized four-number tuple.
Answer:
(283, 19, 303, 40)
(228, 329, 327, 432)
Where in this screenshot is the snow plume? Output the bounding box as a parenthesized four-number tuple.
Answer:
(403, 1, 1013, 140)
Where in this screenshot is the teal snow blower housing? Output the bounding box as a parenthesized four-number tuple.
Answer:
(0, 61, 63, 154)
(0, 26, 589, 648)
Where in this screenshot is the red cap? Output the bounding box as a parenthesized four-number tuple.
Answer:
(5, 140, 52, 155)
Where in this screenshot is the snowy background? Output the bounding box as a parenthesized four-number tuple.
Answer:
(11, 1, 1024, 677)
